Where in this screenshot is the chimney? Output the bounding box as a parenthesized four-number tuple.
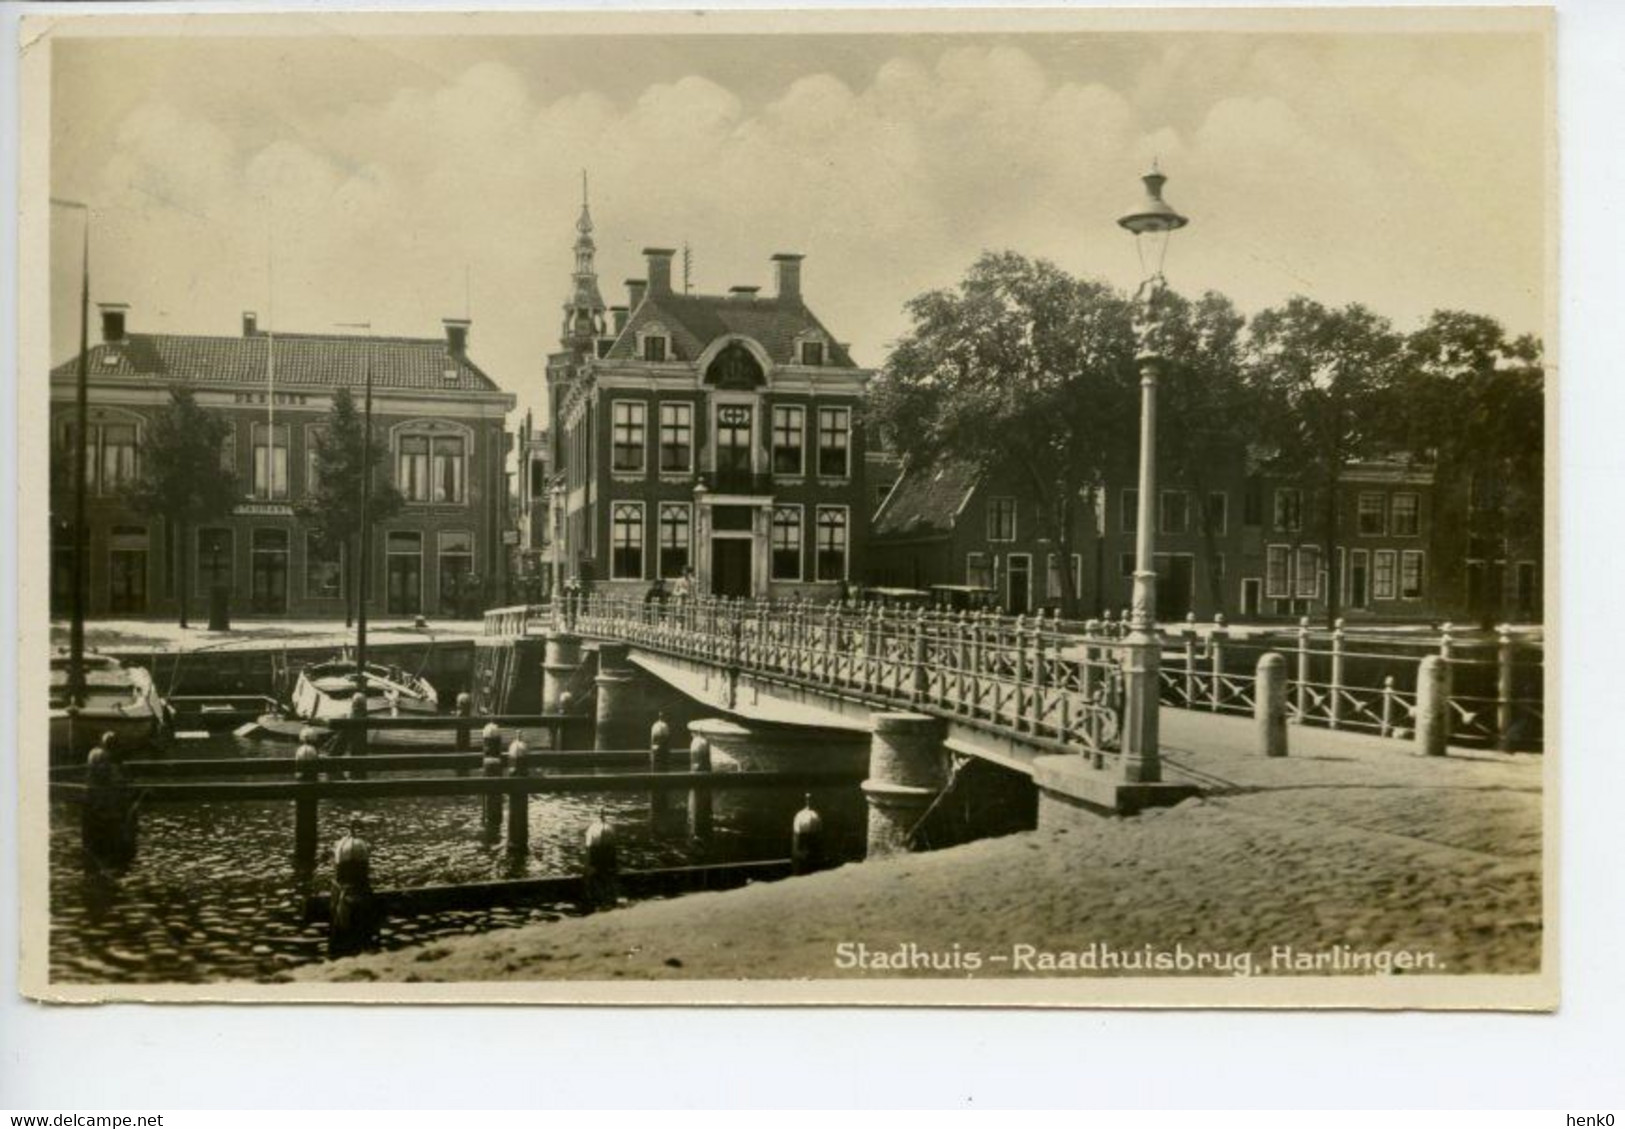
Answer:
(626, 277, 647, 310)
(443, 317, 471, 355)
(611, 305, 629, 334)
(771, 253, 804, 302)
(643, 247, 676, 296)
(242, 310, 258, 337)
(98, 302, 129, 344)
(728, 285, 761, 301)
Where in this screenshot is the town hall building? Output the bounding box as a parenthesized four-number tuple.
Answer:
(546, 190, 874, 599)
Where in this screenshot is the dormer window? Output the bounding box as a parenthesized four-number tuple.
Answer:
(643, 336, 667, 362)
(800, 340, 825, 366)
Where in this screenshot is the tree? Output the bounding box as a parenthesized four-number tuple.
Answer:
(1396, 311, 1544, 625)
(296, 385, 404, 627)
(868, 252, 1138, 617)
(1153, 289, 1255, 615)
(1247, 297, 1403, 628)
(121, 385, 242, 627)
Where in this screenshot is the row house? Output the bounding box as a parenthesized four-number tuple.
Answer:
(546, 191, 874, 598)
(48, 305, 516, 619)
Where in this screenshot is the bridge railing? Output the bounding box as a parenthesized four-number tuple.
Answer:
(567, 593, 1131, 757)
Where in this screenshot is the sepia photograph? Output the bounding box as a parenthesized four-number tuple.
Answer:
(15, 5, 1556, 1007)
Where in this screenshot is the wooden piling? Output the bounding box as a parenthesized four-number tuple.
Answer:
(506, 738, 530, 855)
(687, 736, 713, 841)
(293, 742, 320, 874)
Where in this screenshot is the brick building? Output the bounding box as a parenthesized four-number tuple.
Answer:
(546, 192, 874, 598)
(511, 410, 554, 600)
(49, 304, 516, 620)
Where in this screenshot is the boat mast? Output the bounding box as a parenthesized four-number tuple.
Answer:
(356, 339, 372, 699)
(53, 197, 91, 708)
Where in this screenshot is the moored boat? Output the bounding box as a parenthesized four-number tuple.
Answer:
(49, 651, 172, 763)
(284, 659, 442, 745)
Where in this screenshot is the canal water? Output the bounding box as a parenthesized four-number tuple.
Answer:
(48, 669, 871, 984)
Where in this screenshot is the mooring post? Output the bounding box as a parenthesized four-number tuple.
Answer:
(686, 735, 714, 841)
(454, 692, 473, 751)
(81, 745, 137, 872)
(506, 737, 530, 855)
(1183, 612, 1198, 707)
(861, 712, 948, 859)
(481, 722, 504, 832)
(583, 815, 619, 909)
(649, 711, 672, 768)
(1496, 624, 1516, 752)
(293, 740, 321, 874)
(328, 830, 377, 958)
(1255, 652, 1289, 758)
(1415, 654, 1452, 757)
(791, 793, 825, 875)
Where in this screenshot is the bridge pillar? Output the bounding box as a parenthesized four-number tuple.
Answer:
(542, 631, 583, 714)
(594, 642, 638, 751)
(862, 712, 948, 859)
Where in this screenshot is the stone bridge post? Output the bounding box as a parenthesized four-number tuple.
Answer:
(862, 712, 948, 859)
(542, 630, 583, 714)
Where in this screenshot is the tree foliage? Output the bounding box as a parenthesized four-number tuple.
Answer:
(121, 384, 242, 627)
(295, 385, 404, 625)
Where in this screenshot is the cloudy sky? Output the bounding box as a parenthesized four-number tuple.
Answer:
(48, 16, 1548, 430)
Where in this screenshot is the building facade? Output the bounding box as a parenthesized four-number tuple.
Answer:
(511, 410, 554, 601)
(546, 193, 874, 598)
(49, 305, 516, 620)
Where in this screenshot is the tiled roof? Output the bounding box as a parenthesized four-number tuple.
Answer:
(48, 331, 504, 394)
(873, 459, 980, 539)
(603, 292, 858, 367)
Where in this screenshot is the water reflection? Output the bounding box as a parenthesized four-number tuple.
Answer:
(49, 669, 869, 983)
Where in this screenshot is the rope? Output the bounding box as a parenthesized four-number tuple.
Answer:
(903, 752, 971, 850)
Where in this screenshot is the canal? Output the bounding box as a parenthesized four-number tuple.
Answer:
(48, 668, 872, 984)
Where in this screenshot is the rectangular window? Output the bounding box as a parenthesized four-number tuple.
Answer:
(659, 503, 691, 579)
(771, 505, 802, 581)
(252, 423, 289, 500)
(1266, 545, 1291, 599)
(1047, 553, 1062, 599)
(658, 402, 692, 473)
(398, 435, 431, 502)
(966, 552, 991, 589)
(771, 405, 805, 476)
(800, 341, 824, 366)
(816, 407, 851, 478)
(385, 530, 422, 616)
(304, 532, 343, 599)
(815, 506, 848, 581)
(219, 425, 236, 476)
(99, 423, 139, 495)
(197, 528, 234, 594)
(987, 497, 1016, 542)
(1295, 546, 1321, 599)
(612, 401, 646, 473)
(1121, 489, 1138, 535)
(1373, 549, 1397, 600)
(1274, 488, 1302, 533)
(1159, 490, 1190, 535)
(1400, 550, 1425, 599)
(431, 435, 466, 503)
(1357, 492, 1387, 536)
(611, 502, 645, 580)
(1349, 548, 1370, 609)
(1392, 492, 1420, 536)
(643, 335, 667, 362)
(1206, 491, 1228, 536)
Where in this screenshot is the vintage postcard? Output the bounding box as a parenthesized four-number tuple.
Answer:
(14, 5, 1556, 1007)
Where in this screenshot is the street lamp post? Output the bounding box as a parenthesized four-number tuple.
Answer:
(51, 197, 90, 708)
(1115, 165, 1188, 784)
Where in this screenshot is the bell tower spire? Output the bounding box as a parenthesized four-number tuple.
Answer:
(562, 168, 607, 351)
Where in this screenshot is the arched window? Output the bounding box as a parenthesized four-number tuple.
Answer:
(612, 502, 645, 580)
(816, 506, 848, 582)
(706, 342, 765, 388)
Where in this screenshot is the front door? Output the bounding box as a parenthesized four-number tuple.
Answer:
(711, 539, 752, 598)
(1007, 554, 1031, 615)
(1155, 553, 1194, 622)
(250, 528, 288, 614)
